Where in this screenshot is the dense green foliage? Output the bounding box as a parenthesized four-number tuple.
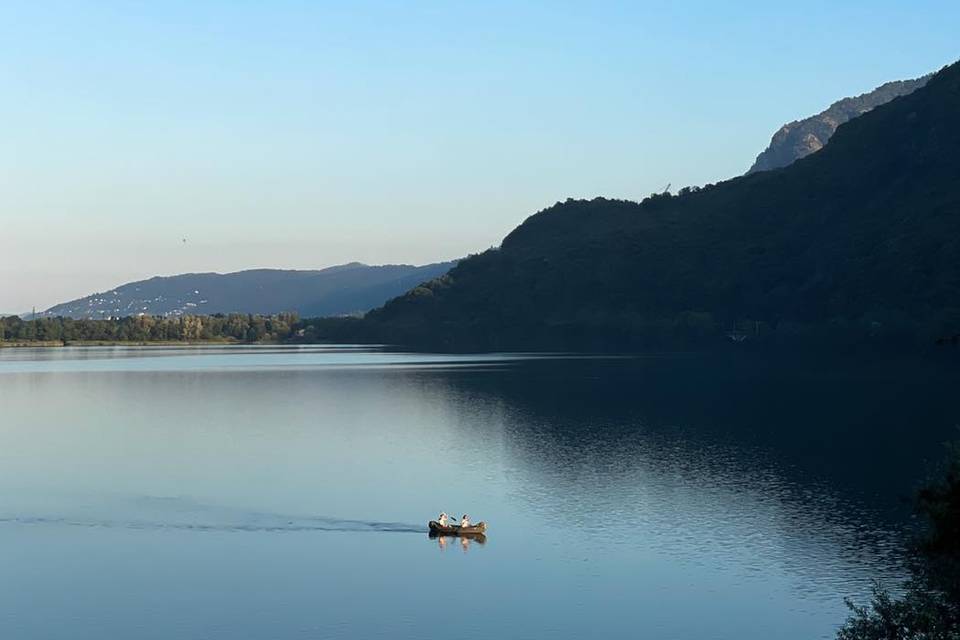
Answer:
(291, 316, 371, 344)
(361, 61, 960, 352)
(0, 314, 298, 344)
(838, 445, 960, 640)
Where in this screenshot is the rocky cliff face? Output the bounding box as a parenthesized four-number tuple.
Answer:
(747, 75, 931, 174)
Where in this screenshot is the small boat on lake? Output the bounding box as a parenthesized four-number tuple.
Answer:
(428, 520, 487, 536)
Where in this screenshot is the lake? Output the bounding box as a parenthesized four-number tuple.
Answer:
(1, 345, 957, 639)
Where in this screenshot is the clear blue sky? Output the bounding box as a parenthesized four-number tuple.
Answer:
(2, 0, 957, 311)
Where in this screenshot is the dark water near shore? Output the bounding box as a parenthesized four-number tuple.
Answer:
(0, 346, 957, 639)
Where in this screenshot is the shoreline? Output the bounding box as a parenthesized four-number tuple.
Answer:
(0, 339, 247, 348)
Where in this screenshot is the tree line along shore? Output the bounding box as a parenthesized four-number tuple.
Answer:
(0, 314, 301, 346)
(4, 312, 960, 352)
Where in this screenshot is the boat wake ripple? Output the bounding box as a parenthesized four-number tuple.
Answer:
(0, 497, 426, 534)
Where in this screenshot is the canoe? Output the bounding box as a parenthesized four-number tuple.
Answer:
(428, 520, 487, 535)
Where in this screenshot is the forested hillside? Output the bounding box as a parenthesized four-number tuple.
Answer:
(355, 61, 960, 351)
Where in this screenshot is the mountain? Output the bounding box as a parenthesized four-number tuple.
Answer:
(42, 261, 456, 319)
(747, 74, 931, 174)
(331, 61, 960, 351)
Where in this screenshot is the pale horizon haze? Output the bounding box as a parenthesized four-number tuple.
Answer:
(2, 1, 958, 312)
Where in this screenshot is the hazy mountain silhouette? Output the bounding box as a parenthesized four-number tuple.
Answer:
(747, 74, 931, 174)
(42, 262, 456, 319)
(335, 61, 960, 351)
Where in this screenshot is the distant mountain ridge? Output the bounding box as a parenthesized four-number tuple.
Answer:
(747, 74, 931, 174)
(42, 261, 456, 319)
(334, 60, 960, 351)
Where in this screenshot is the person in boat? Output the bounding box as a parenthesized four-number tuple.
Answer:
(437, 512, 449, 527)
(459, 514, 470, 528)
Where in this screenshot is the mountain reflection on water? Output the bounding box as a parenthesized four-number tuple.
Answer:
(0, 346, 957, 640)
(403, 353, 956, 591)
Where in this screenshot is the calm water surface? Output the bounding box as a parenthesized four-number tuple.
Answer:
(1, 346, 957, 639)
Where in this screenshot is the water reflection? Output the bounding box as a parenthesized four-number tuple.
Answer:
(397, 354, 960, 598)
(2, 346, 958, 640)
(429, 531, 487, 550)
(429, 354, 958, 507)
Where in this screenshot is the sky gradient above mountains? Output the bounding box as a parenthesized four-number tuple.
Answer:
(3, 1, 959, 312)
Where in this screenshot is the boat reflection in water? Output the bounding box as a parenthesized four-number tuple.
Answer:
(429, 530, 487, 551)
